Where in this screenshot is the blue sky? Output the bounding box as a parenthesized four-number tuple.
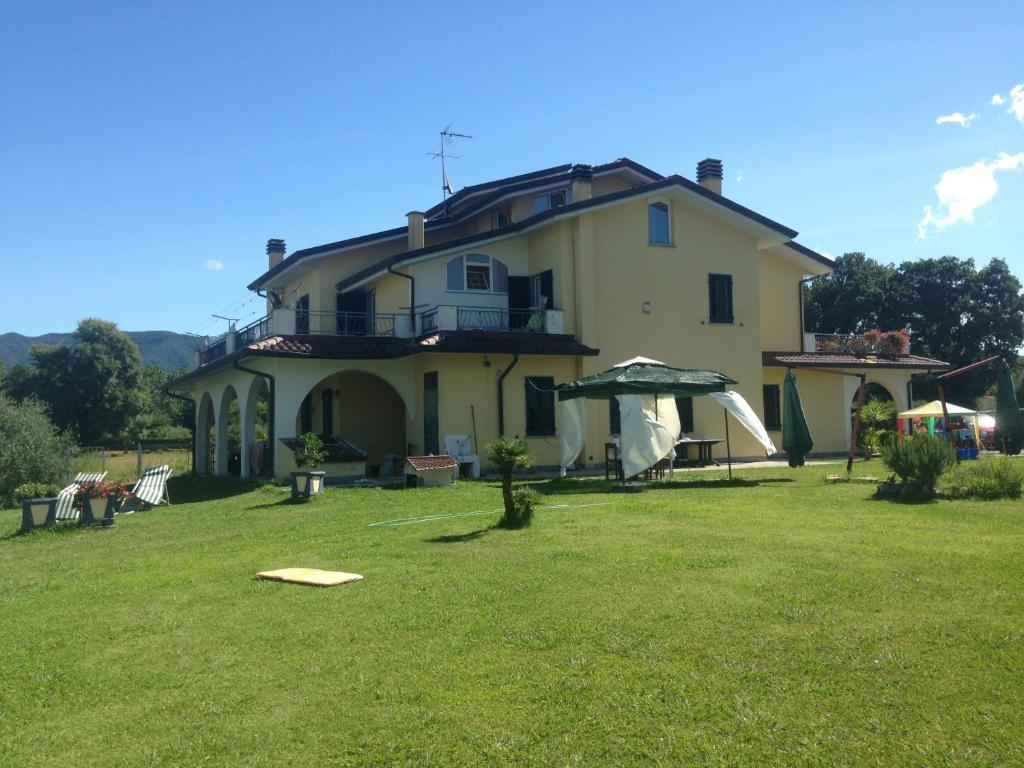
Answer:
(2, 1, 1022, 337)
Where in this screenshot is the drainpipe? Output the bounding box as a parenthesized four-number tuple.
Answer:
(387, 265, 416, 333)
(164, 388, 196, 475)
(233, 361, 275, 478)
(497, 354, 519, 436)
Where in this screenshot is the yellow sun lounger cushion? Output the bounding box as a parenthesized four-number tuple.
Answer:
(257, 568, 363, 587)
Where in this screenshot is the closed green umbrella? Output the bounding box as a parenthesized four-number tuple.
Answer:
(995, 359, 1024, 455)
(782, 369, 814, 467)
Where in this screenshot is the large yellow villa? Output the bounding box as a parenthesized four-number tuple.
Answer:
(170, 157, 947, 479)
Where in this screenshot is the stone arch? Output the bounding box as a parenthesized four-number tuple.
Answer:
(196, 392, 215, 474)
(242, 376, 271, 478)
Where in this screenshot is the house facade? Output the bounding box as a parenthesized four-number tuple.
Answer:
(170, 157, 947, 479)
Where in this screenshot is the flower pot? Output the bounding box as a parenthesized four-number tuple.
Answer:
(21, 497, 58, 532)
(81, 496, 117, 526)
(290, 470, 327, 501)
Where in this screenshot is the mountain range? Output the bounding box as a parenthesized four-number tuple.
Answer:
(0, 331, 195, 373)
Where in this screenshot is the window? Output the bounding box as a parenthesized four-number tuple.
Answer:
(531, 269, 553, 309)
(300, 394, 313, 435)
(648, 202, 670, 245)
(609, 397, 621, 435)
(492, 205, 512, 229)
(446, 254, 508, 292)
(532, 188, 571, 214)
(525, 376, 556, 436)
(675, 397, 694, 433)
(763, 385, 781, 430)
(708, 274, 734, 323)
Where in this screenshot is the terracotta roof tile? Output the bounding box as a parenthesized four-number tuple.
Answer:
(406, 454, 458, 471)
(762, 351, 949, 370)
(245, 332, 597, 359)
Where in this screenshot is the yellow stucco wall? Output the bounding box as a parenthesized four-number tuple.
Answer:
(758, 251, 806, 351)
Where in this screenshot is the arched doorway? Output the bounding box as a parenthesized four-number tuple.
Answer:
(243, 377, 271, 478)
(196, 392, 214, 474)
(293, 371, 408, 476)
(853, 382, 896, 453)
(217, 385, 241, 476)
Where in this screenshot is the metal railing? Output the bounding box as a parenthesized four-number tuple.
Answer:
(420, 309, 438, 333)
(199, 337, 226, 365)
(334, 311, 396, 337)
(456, 306, 545, 333)
(235, 316, 270, 347)
(813, 332, 910, 357)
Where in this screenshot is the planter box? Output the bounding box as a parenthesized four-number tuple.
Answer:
(21, 497, 58, 532)
(81, 496, 117, 526)
(290, 471, 327, 501)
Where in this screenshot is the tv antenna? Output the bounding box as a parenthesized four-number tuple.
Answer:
(428, 124, 472, 211)
(212, 313, 240, 332)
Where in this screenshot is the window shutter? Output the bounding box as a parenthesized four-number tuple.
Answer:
(447, 256, 464, 290)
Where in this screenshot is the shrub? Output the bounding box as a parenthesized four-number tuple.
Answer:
(504, 487, 539, 529)
(486, 437, 534, 527)
(14, 481, 63, 500)
(293, 432, 326, 469)
(0, 395, 71, 508)
(879, 434, 955, 498)
(944, 458, 1024, 500)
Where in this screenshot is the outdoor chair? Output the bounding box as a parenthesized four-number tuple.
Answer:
(118, 465, 173, 514)
(54, 471, 108, 521)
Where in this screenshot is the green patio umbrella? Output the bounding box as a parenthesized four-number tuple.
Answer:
(782, 369, 814, 467)
(995, 359, 1024, 455)
(556, 358, 736, 400)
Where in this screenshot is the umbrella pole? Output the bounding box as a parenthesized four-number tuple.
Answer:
(937, 383, 958, 463)
(723, 410, 732, 481)
(848, 375, 866, 473)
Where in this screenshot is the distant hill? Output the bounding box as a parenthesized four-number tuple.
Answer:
(0, 331, 195, 373)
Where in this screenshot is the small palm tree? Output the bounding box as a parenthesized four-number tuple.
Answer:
(486, 436, 533, 525)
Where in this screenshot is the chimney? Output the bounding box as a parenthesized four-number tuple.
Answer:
(407, 211, 425, 251)
(570, 164, 593, 202)
(266, 238, 286, 268)
(696, 158, 723, 195)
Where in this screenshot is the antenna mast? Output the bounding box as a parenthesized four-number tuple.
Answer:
(428, 125, 472, 214)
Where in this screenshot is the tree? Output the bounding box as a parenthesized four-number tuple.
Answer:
(1, 319, 148, 445)
(0, 394, 71, 507)
(486, 437, 533, 527)
(804, 255, 1024, 404)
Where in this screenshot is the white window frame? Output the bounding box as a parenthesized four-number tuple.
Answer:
(446, 254, 509, 294)
(532, 188, 572, 214)
(647, 199, 672, 246)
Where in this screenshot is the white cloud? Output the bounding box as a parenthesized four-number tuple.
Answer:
(1008, 84, 1024, 122)
(735, 172, 744, 184)
(991, 93, 1006, 106)
(918, 152, 1024, 238)
(935, 112, 978, 127)
(204, 259, 224, 271)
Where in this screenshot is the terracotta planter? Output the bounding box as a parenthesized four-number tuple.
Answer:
(290, 471, 327, 501)
(21, 497, 58, 532)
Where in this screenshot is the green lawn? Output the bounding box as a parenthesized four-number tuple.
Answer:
(2, 464, 1023, 766)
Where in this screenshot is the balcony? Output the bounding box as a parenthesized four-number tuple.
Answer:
(803, 330, 911, 358)
(196, 305, 566, 367)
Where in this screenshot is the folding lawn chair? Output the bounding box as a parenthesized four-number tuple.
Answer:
(54, 471, 108, 521)
(118, 465, 173, 514)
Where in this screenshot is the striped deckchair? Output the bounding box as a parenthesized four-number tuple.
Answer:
(118, 465, 173, 514)
(54, 472, 108, 521)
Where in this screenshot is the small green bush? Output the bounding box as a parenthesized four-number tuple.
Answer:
(14, 481, 63, 500)
(504, 486, 539, 529)
(293, 432, 327, 469)
(879, 434, 955, 498)
(944, 458, 1024, 500)
(0, 395, 71, 507)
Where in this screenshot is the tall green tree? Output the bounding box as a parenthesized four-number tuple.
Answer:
(0, 394, 71, 507)
(2, 319, 148, 444)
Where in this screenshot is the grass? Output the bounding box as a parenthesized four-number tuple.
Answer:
(69, 448, 192, 481)
(2, 462, 1023, 766)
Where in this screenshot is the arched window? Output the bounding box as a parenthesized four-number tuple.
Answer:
(648, 202, 670, 245)
(446, 254, 509, 293)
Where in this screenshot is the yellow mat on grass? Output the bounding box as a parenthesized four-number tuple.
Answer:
(257, 568, 363, 587)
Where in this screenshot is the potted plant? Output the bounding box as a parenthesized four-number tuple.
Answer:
(861, 328, 882, 353)
(848, 335, 869, 356)
(290, 432, 328, 501)
(76, 481, 122, 526)
(17, 482, 61, 532)
(882, 329, 908, 357)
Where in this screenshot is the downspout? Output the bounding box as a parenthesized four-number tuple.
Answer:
(233, 361, 275, 478)
(387, 266, 416, 333)
(497, 354, 520, 436)
(164, 388, 196, 475)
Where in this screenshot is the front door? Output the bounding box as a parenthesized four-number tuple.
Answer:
(423, 371, 439, 454)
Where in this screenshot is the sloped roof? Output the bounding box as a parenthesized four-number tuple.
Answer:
(406, 455, 458, 471)
(762, 351, 949, 370)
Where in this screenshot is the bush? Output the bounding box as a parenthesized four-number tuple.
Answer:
(0, 395, 71, 508)
(944, 458, 1024, 500)
(878, 434, 955, 498)
(14, 481, 63, 500)
(503, 487, 539, 529)
(486, 437, 534, 527)
(293, 432, 326, 469)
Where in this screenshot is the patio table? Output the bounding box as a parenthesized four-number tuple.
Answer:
(674, 438, 723, 467)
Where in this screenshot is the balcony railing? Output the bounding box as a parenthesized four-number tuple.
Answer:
(199, 337, 226, 365)
(235, 316, 270, 347)
(456, 306, 546, 333)
(807, 331, 910, 357)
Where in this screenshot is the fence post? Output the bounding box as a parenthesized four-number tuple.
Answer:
(137, 442, 143, 478)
